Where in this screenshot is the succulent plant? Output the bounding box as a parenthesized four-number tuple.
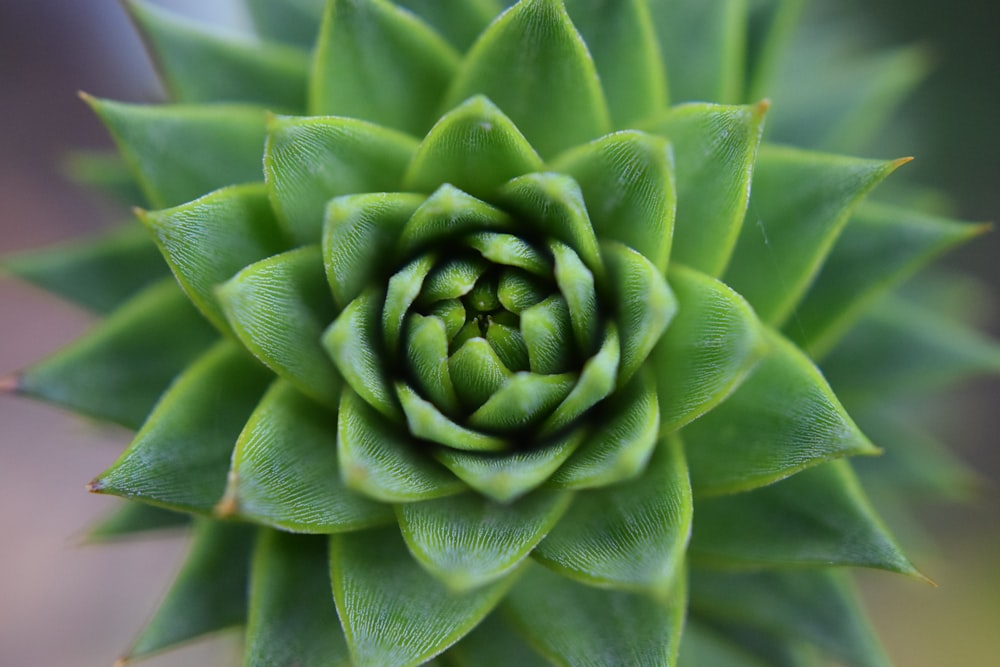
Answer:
(5, 0, 1000, 665)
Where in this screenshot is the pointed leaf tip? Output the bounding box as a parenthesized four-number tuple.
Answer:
(85, 480, 104, 493)
(0, 373, 20, 394)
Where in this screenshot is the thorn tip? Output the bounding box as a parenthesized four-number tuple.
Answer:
(0, 373, 20, 394)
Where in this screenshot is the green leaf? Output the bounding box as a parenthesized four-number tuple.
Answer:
(534, 435, 691, 596)
(652, 265, 767, 432)
(550, 366, 660, 489)
(123, 520, 255, 662)
(445, 0, 611, 158)
(690, 568, 892, 667)
(83, 95, 268, 208)
(245, 530, 351, 667)
(641, 102, 767, 276)
(564, 0, 668, 126)
(404, 95, 543, 200)
(648, 0, 747, 103)
(265, 115, 418, 244)
(63, 151, 146, 205)
(540, 323, 619, 436)
(218, 246, 341, 407)
(680, 618, 820, 667)
(84, 501, 189, 543)
(338, 388, 466, 502)
(90, 341, 271, 513)
(245, 0, 325, 46)
(505, 562, 686, 667)
(127, 0, 309, 110)
(678, 621, 772, 667)
(790, 202, 985, 359)
(448, 612, 550, 667)
(435, 430, 585, 503)
(397, 185, 513, 258)
(683, 329, 878, 497)
(468, 233, 551, 278)
(405, 316, 461, 417)
(723, 145, 906, 325)
(689, 460, 921, 576)
(16, 279, 216, 429)
(552, 130, 675, 273)
(397, 489, 571, 592)
(743, 0, 806, 102)
(383, 255, 437, 352)
(397, 382, 509, 452)
(2, 222, 167, 314)
(390, 0, 501, 51)
(140, 183, 289, 334)
(310, 0, 460, 134)
(330, 525, 517, 667)
(551, 240, 598, 354)
(603, 241, 676, 385)
(449, 337, 512, 411)
(468, 372, 576, 434)
(520, 295, 575, 374)
(220, 381, 392, 532)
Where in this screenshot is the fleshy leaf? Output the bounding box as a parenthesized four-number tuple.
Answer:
(404, 95, 543, 200)
(218, 246, 341, 407)
(245, 530, 351, 667)
(310, 0, 460, 134)
(652, 265, 767, 432)
(140, 182, 289, 334)
(552, 130, 675, 272)
(2, 223, 167, 314)
(449, 338, 512, 411)
(405, 315, 461, 417)
(550, 240, 599, 354)
(220, 381, 392, 532)
(683, 329, 878, 497)
(539, 323, 619, 436)
(550, 366, 660, 489)
(448, 612, 550, 667)
(743, 0, 806, 101)
(505, 562, 686, 667)
(90, 341, 271, 513)
(390, 0, 501, 51)
(330, 525, 517, 667)
(724, 145, 906, 325)
(383, 255, 437, 352)
(245, 0, 325, 46)
(681, 617, 820, 667)
(16, 279, 216, 430)
(677, 621, 773, 667)
(63, 151, 146, 205)
(127, 0, 309, 110)
(534, 435, 691, 596)
(435, 430, 585, 503)
(648, 0, 747, 103)
(565, 0, 668, 126)
(520, 296, 575, 374)
(338, 388, 466, 502)
(640, 102, 767, 276)
(123, 520, 254, 662)
(468, 372, 576, 434)
(84, 502, 189, 543)
(690, 568, 892, 667)
(445, 0, 611, 158)
(790, 202, 985, 359)
(397, 489, 571, 592)
(83, 96, 268, 208)
(264, 115, 418, 244)
(397, 382, 509, 452)
(396, 185, 513, 258)
(689, 460, 921, 577)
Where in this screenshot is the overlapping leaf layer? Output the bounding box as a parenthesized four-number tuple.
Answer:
(4, 1, 998, 665)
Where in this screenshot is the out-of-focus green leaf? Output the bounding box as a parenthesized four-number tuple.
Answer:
(445, 0, 611, 158)
(310, 0, 459, 134)
(90, 341, 270, 513)
(448, 612, 550, 667)
(63, 151, 146, 204)
(245, 530, 351, 667)
(330, 525, 517, 667)
(397, 489, 571, 592)
(681, 618, 819, 667)
(265, 115, 418, 244)
(653, 265, 767, 432)
(127, 0, 309, 110)
(505, 562, 685, 667)
(123, 520, 255, 662)
(553, 131, 675, 273)
(245, 0, 325, 46)
(648, 0, 747, 103)
(724, 145, 905, 325)
(221, 381, 392, 532)
(689, 568, 892, 667)
(534, 435, 691, 597)
(404, 95, 543, 200)
(690, 460, 920, 577)
(2, 223, 167, 314)
(678, 621, 771, 667)
(218, 246, 341, 407)
(84, 502, 190, 543)
(16, 279, 216, 429)
(744, 0, 805, 101)
(140, 183, 289, 334)
(791, 202, 983, 359)
(391, 0, 500, 51)
(684, 329, 878, 496)
(83, 96, 268, 208)
(641, 102, 766, 276)
(565, 0, 668, 126)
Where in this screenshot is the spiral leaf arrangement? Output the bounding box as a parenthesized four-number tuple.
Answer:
(5, 1, 1000, 665)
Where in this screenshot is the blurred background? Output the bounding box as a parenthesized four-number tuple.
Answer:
(0, 1, 996, 665)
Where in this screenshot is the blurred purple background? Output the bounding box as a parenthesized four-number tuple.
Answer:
(0, 1, 997, 665)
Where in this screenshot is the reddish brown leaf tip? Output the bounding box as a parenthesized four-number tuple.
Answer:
(755, 98, 772, 116)
(113, 656, 129, 667)
(891, 156, 915, 168)
(77, 90, 96, 104)
(0, 373, 21, 394)
(214, 470, 240, 518)
(85, 480, 105, 494)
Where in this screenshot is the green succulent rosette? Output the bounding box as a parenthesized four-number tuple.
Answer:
(5, 1, 1000, 665)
